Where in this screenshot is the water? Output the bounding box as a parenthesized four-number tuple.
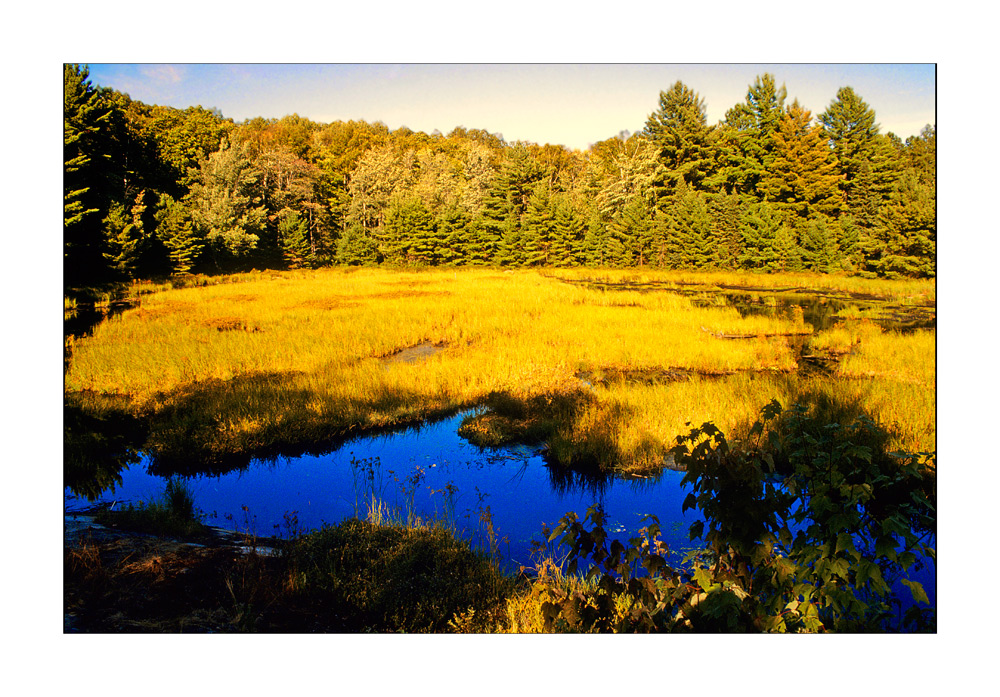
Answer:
(65, 410, 697, 570)
(64, 407, 935, 617)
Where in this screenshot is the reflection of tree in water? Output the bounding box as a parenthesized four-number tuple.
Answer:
(64, 401, 147, 500)
(542, 454, 666, 499)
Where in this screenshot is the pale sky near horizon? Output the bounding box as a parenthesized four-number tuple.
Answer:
(86, 63, 936, 151)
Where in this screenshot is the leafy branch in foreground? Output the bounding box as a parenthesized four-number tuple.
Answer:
(539, 400, 936, 632)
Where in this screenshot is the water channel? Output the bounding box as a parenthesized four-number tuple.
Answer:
(64, 286, 936, 616)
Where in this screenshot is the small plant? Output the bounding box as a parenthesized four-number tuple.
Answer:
(96, 477, 207, 539)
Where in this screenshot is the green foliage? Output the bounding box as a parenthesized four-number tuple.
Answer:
(187, 139, 268, 267)
(63, 66, 934, 281)
(284, 518, 512, 632)
(643, 81, 714, 194)
(717, 74, 788, 197)
(738, 201, 787, 271)
(278, 209, 313, 269)
(336, 221, 381, 265)
(540, 400, 936, 632)
(154, 194, 205, 275)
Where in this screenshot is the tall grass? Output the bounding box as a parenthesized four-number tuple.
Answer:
(65, 267, 935, 473)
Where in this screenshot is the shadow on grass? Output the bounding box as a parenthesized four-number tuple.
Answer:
(66, 370, 471, 494)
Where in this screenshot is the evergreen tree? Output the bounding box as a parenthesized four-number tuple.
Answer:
(738, 201, 786, 271)
(664, 183, 715, 269)
(471, 179, 511, 263)
(154, 194, 204, 275)
(437, 206, 473, 266)
(799, 217, 838, 272)
(278, 209, 313, 268)
(761, 100, 842, 221)
(336, 221, 381, 265)
(819, 87, 900, 226)
(383, 197, 440, 264)
(708, 191, 746, 269)
(551, 196, 586, 266)
(715, 74, 787, 198)
(836, 214, 862, 272)
(522, 181, 557, 266)
(582, 209, 608, 267)
(869, 171, 936, 278)
(102, 190, 155, 279)
(65, 64, 113, 284)
(643, 81, 715, 195)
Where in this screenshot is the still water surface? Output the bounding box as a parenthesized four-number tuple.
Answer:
(65, 410, 695, 569)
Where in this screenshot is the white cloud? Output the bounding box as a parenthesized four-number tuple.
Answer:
(139, 64, 185, 85)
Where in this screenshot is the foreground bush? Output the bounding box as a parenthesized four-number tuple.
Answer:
(283, 519, 514, 632)
(536, 400, 936, 632)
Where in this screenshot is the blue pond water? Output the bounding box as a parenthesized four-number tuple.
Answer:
(64, 409, 935, 612)
(64, 410, 695, 569)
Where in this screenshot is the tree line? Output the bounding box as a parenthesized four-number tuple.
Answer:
(64, 65, 936, 286)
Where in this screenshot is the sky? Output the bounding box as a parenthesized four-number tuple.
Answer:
(85, 63, 936, 151)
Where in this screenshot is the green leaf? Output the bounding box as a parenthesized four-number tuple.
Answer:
(693, 567, 713, 592)
(901, 578, 930, 605)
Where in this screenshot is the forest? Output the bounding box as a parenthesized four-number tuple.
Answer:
(64, 65, 935, 287)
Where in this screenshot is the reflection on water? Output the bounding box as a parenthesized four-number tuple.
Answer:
(63, 407, 936, 613)
(64, 411, 696, 569)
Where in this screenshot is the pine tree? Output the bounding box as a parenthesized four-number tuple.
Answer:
(738, 201, 785, 271)
(643, 81, 715, 195)
(336, 221, 381, 265)
(551, 196, 585, 266)
(437, 206, 473, 265)
(664, 183, 715, 269)
(383, 197, 439, 264)
(522, 181, 557, 266)
(65, 64, 113, 284)
(582, 209, 608, 267)
(799, 217, 838, 273)
(708, 191, 746, 269)
(761, 100, 842, 221)
(278, 209, 313, 268)
(869, 171, 936, 278)
(102, 190, 153, 279)
(715, 74, 787, 198)
(819, 87, 901, 226)
(154, 194, 204, 275)
(471, 180, 510, 264)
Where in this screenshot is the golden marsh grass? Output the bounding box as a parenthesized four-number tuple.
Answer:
(65, 267, 935, 472)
